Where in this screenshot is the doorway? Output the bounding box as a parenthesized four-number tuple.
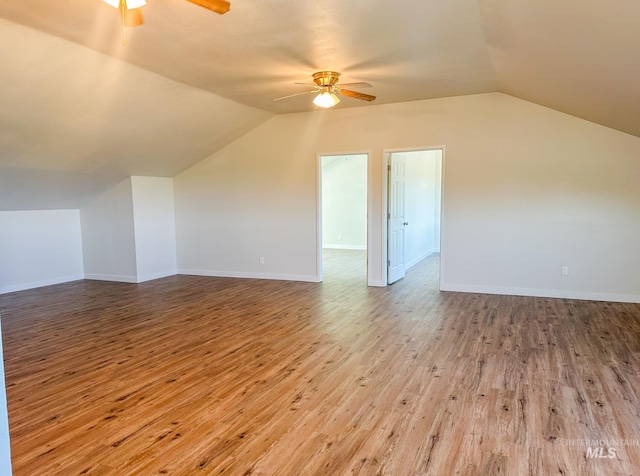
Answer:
(318, 154, 368, 284)
(385, 148, 442, 286)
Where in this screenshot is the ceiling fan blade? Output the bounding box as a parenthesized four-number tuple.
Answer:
(185, 0, 230, 14)
(339, 89, 376, 101)
(293, 82, 317, 86)
(272, 90, 317, 101)
(337, 82, 372, 89)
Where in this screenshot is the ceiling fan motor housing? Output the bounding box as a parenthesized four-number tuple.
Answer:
(313, 71, 341, 87)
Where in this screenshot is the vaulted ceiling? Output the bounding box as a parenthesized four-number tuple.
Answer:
(1, 0, 639, 210)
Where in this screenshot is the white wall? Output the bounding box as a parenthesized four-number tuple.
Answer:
(174, 92, 640, 302)
(0, 210, 84, 294)
(131, 177, 177, 282)
(174, 136, 320, 282)
(0, 318, 12, 475)
(81, 177, 178, 283)
(321, 155, 367, 249)
(403, 150, 441, 268)
(80, 178, 138, 282)
(0, 177, 177, 292)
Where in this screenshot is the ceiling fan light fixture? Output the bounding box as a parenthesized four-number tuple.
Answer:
(313, 90, 340, 108)
(273, 71, 374, 107)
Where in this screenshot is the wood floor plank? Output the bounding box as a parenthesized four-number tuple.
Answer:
(1, 251, 639, 475)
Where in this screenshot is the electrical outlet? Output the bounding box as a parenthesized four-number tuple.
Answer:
(259, 257, 265, 265)
(561, 265, 569, 276)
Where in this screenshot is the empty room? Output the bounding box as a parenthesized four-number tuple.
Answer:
(1, 1, 639, 475)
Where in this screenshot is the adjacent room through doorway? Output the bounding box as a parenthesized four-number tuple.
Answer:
(319, 154, 368, 284)
(387, 149, 442, 286)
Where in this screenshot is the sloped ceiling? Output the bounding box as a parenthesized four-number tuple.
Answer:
(1, 0, 639, 210)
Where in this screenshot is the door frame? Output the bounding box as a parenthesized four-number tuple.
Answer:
(381, 146, 446, 287)
(316, 151, 372, 284)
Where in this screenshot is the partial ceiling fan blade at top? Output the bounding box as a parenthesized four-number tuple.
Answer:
(186, 0, 230, 14)
(272, 90, 317, 101)
(339, 89, 376, 101)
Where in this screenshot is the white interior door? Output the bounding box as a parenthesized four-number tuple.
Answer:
(388, 154, 407, 284)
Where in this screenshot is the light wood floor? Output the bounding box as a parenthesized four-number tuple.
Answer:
(1, 254, 640, 475)
(322, 248, 367, 285)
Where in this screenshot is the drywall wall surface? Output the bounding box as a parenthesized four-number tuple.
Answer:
(0, 210, 84, 294)
(80, 178, 137, 282)
(131, 177, 177, 282)
(174, 119, 321, 281)
(175, 93, 640, 301)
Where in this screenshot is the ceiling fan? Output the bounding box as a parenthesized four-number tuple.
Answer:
(274, 71, 376, 108)
(103, 0, 230, 29)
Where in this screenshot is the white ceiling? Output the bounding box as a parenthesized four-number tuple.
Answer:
(1, 0, 639, 210)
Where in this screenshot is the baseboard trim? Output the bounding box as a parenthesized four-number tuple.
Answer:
(178, 269, 321, 283)
(367, 279, 386, 287)
(439, 283, 640, 304)
(136, 270, 177, 283)
(0, 274, 85, 294)
(84, 273, 138, 284)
